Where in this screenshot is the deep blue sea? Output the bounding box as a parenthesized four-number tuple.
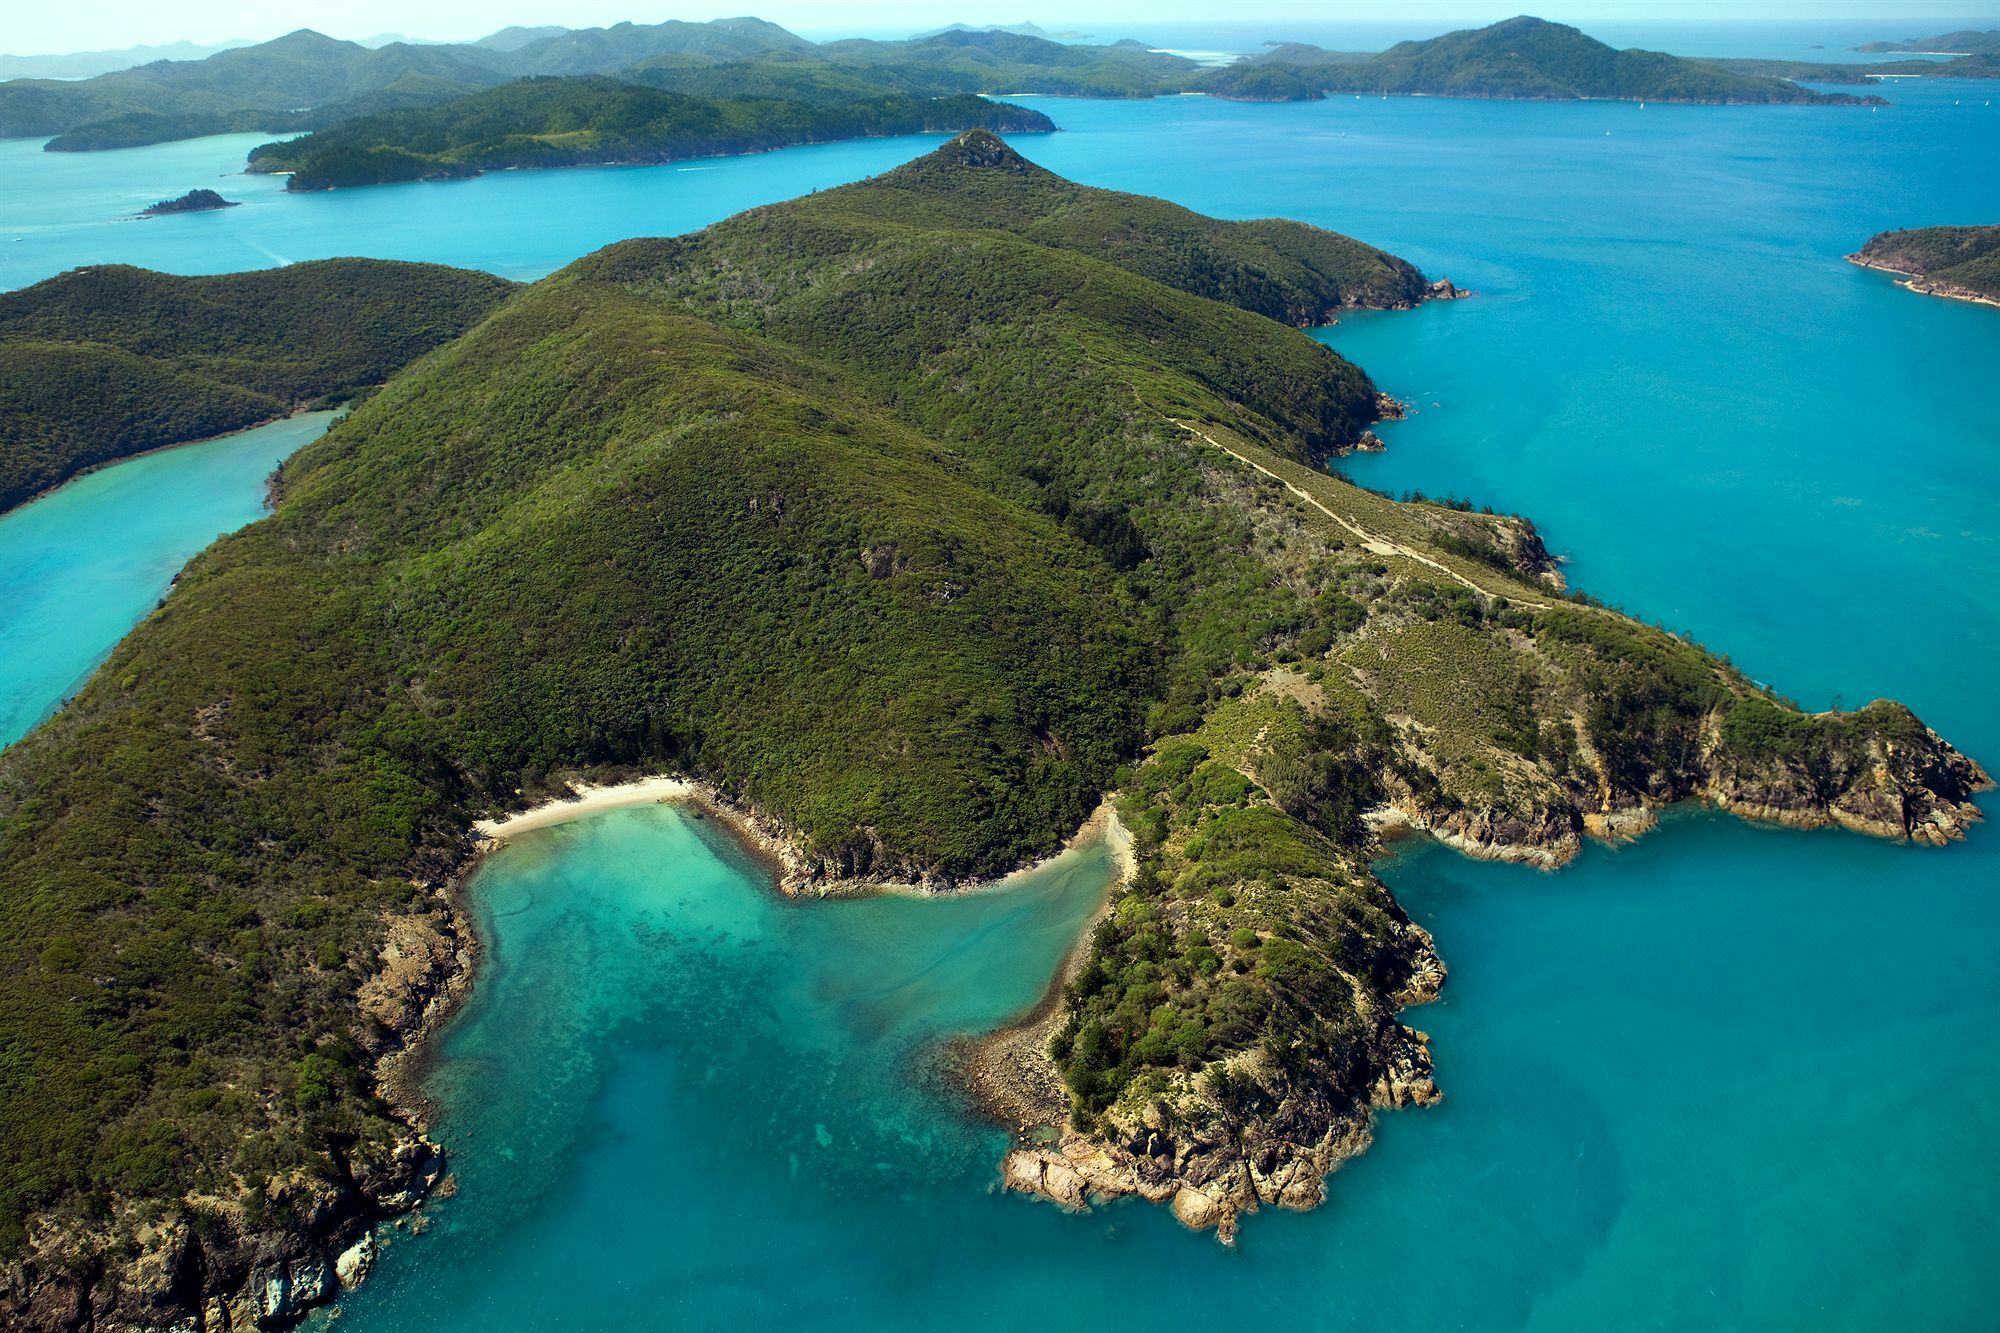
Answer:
(1, 21, 1995, 1329)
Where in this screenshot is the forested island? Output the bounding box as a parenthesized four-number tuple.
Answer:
(1849, 225, 2000, 307)
(136, 188, 238, 216)
(245, 77, 1053, 190)
(0, 15, 1896, 154)
(0, 261, 511, 513)
(1198, 17, 1886, 104)
(0, 132, 1985, 1329)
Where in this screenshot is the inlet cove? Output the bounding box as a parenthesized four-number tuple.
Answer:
(0, 13, 1995, 1333)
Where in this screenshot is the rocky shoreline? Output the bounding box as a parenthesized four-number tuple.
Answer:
(1846, 252, 2000, 309)
(993, 914, 1443, 1244)
(972, 697, 1987, 1244)
(10, 715, 1986, 1321)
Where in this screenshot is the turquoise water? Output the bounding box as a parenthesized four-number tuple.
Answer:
(324, 808, 1997, 1332)
(0, 130, 996, 289)
(0, 413, 332, 746)
(330, 808, 1116, 1329)
(1, 46, 1996, 1331)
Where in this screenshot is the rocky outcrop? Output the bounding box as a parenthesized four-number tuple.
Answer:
(137, 189, 239, 217)
(988, 673, 1988, 1244)
(1000, 924, 1443, 1242)
(1703, 705, 1989, 844)
(1, 1136, 437, 1331)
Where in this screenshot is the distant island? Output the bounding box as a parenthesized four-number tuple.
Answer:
(245, 76, 1054, 190)
(1855, 29, 2000, 55)
(1, 130, 1987, 1329)
(1848, 225, 2000, 308)
(1199, 17, 1888, 104)
(1706, 52, 2000, 83)
(913, 21, 1090, 41)
(0, 15, 1899, 155)
(137, 187, 239, 216)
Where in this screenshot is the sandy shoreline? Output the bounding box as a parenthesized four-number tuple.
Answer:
(472, 775, 702, 840)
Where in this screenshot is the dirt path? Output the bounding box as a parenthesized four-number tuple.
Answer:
(1176, 421, 1548, 610)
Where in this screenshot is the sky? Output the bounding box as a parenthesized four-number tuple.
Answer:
(5, 0, 2000, 54)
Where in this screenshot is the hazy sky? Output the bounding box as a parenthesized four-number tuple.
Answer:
(7, 1, 2000, 53)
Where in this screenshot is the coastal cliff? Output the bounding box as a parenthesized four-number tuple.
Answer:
(0, 133, 1985, 1325)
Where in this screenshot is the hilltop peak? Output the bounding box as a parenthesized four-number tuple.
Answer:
(942, 128, 1034, 168)
(867, 129, 1059, 194)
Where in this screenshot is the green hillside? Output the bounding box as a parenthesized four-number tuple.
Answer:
(0, 133, 1984, 1326)
(0, 261, 513, 513)
(245, 75, 1055, 190)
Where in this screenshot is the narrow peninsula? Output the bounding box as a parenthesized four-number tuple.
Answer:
(0, 133, 1986, 1328)
(1848, 225, 2000, 307)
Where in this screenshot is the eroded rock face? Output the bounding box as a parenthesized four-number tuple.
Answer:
(0, 1134, 442, 1329)
(1705, 710, 1989, 845)
(334, 1234, 376, 1290)
(1002, 1033, 1437, 1243)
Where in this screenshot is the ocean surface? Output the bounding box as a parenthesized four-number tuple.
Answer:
(0, 413, 332, 746)
(1, 21, 1995, 1329)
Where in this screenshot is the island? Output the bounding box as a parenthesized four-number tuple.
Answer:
(244, 76, 1055, 190)
(0, 261, 511, 514)
(1848, 226, 2000, 307)
(1194, 17, 1889, 104)
(0, 131, 1984, 1329)
(136, 187, 240, 216)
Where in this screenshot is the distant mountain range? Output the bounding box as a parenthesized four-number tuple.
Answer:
(912, 22, 1090, 41)
(0, 39, 253, 82)
(0, 14, 1895, 154)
